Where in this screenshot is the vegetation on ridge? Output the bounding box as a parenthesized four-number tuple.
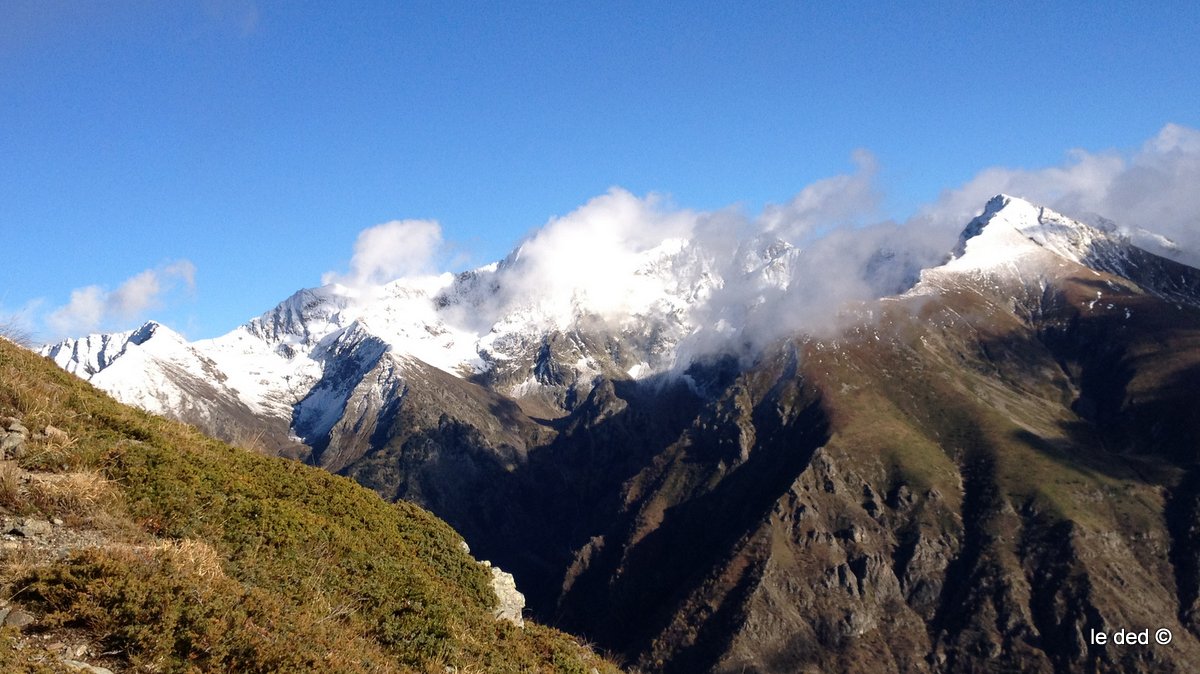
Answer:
(0, 336, 617, 673)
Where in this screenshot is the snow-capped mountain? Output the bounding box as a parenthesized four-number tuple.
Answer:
(37, 195, 1200, 673)
(42, 194, 1195, 455)
(39, 225, 798, 453)
(914, 194, 1200, 305)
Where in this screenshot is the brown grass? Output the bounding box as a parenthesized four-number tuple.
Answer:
(27, 471, 113, 517)
(0, 462, 21, 511)
(156, 539, 226, 581)
(231, 427, 271, 455)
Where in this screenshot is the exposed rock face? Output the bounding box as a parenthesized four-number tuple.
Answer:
(488, 564, 526, 627)
(458, 540, 526, 627)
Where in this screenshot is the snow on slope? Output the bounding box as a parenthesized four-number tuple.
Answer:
(942, 194, 1106, 271)
(43, 321, 256, 428)
(45, 321, 160, 378)
(39, 233, 740, 426)
(917, 195, 1129, 288)
(43, 193, 1193, 440)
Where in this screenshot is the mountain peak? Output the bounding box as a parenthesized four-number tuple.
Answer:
(129, 320, 163, 345)
(943, 194, 1107, 272)
(982, 192, 1021, 215)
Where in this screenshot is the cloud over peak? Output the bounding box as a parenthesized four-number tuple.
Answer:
(45, 260, 196, 338)
(322, 219, 444, 290)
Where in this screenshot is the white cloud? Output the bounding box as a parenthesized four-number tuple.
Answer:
(759, 149, 881, 241)
(47, 286, 106, 336)
(163, 259, 197, 290)
(322, 219, 443, 289)
(487, 189, 699, 326)
(464, 125, 1200, 367)
(45, 260, 197, 337)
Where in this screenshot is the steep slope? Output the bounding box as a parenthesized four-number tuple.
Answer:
(534, 196, 1200, 672)
(0, 336, 618, 673)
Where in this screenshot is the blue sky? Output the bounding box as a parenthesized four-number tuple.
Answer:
(2, 1, 1198, 341)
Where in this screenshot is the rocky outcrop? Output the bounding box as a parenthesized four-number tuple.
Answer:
(0, 417, 28, 460)
(487, 564, 526, 627)
(458, 540, 526, 627)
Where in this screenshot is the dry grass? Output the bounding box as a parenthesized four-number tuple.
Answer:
(0, 462, 21, 511)
(17, 426, 81, 475)
(231, 427, 271, 455)
(27, 471, 113, 517)
(156, 539, 226, 581)
(0, 317, 32, 349)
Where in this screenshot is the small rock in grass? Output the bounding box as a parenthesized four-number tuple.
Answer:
(3, 608, 34, 629)
(44, 425, 69, 442)
(0, 432, 25, 459)
(61, 660, 115, 674)
(10, 518, 52, 538)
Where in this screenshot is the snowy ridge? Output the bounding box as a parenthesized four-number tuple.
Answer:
(944, 194, 1109, 271)
(38, 233, 749, 430)
(42, 194, 1197, 452)
(45, 321, 161, 377)
(917, 195, 1127, 285)
(43, 321, 246, 423)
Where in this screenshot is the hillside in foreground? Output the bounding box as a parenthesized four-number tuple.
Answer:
(0, 336, 618, 673)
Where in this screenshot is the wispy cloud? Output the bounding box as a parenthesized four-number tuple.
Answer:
(322, 219, 444, 290)
(45, 260, 196, 337)
(759, 149, 881, 240)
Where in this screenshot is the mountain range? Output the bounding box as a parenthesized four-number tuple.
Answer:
(42, 195, 1200, 673)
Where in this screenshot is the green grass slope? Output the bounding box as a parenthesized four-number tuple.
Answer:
(0, 337, 617, 673)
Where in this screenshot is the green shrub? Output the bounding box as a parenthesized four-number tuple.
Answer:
(0, 337, 619, 673)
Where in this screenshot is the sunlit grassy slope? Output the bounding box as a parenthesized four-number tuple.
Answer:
(0, 337, 617, 673)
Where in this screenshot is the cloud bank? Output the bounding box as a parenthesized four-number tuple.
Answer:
(46, 260, 196, 337)
(314, 123, 1199, 370)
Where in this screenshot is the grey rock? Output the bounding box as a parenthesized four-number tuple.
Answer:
(489, 565, 525, 627)
(43, 424, 69, 443)
(60, 660, 114, 674)
(5, 420, 27, 435)
(0, 432, 25, 459)
(10, 518, 52, 538)
(3, 607, 34, 628)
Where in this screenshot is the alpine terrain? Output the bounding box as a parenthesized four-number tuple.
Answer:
(42, 195, 1200, 673)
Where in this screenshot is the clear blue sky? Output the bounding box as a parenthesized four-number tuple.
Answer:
(3, 1, 1198, 340)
